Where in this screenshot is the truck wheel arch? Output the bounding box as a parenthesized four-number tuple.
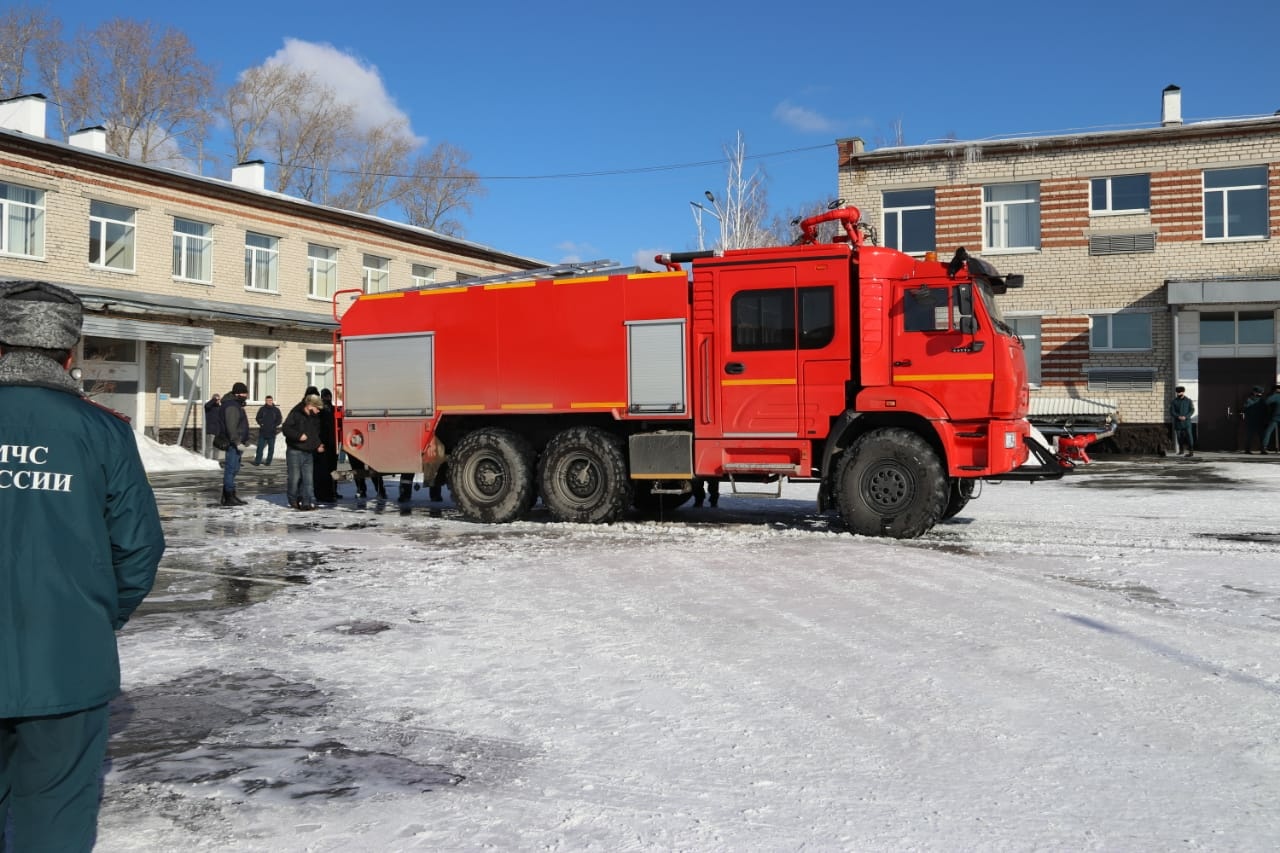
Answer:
(835, 427, 947, 539)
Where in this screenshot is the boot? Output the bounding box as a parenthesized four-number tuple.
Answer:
(229, 491, 248, 506)
(398, 483, 412, 502)
(429, 486, 443, 502)
(220, 490, 235, 507)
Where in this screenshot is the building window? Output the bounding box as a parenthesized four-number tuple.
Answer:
(0, 181, 44, 258)
(983, 182, 1040, 251)
(1009, 316, 1041, 386)
(1204, 166, 1268, 240)
(882, 189, 935, 254)
(306, 348, 334, 391)
(363, 254, 390, 293)
(1090, 174, 1150, 214)
(1201, 310, 1275, 347)
(1090, 313, 1151, 351)
(88, 200, 136, 271)
(242, 346, 276, 402)
(308, 243, 338, 299)
(455, 271, 476, 282)
(412, 263, 437, 288)
(172, 217, 212, 283)
(245, 232, 279, 292)
(166, 347, 204, 400)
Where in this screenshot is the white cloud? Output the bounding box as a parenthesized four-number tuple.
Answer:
(556, 240, 598, 264)
(264, 39, 421, 141)
(632, 248, 664, 271)
(773, 100, 837, 133)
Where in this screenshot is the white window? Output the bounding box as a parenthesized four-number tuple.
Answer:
(0, 181, 44, 258)
(412, 263, 437, 288)
(309, 243, 338, 299)
(89, 200, 136, 271)
(983, 182, 1040, 251)
(363, 253, 390, 293)
(1090, 313, 1151, 351)
(306, 348, 334, 391)
(1008, 316, 1041, 386)
(245, 232, 279, 292)
(167, 347, 204, 400)
(1204, 166, 1268, 240)
(172, 217, 212, 283)
(242, 345, 277, 402)
(1090, 174, 1150, 214)
(882, 189, 935, 254)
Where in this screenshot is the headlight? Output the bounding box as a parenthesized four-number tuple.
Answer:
(1004, 431, 1017, 449)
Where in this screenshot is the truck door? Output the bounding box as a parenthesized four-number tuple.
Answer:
(892, 282, 995, 421)
(717, 268, 800, 437)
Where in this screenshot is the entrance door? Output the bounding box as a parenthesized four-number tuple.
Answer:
(718, 270, 800, 437)
(1197, 357, 1274, 450)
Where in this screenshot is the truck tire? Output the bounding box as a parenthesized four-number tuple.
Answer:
(632, 481, 694, 515)
(941, 478, 976, 521)
(447, 428, 536, 524)
(836, 428, 946, 539)
(538, 427, 630, 524)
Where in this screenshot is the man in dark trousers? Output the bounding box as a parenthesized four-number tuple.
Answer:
(1242, 385, 1270, 453)
(253, 394, 282, 465)
(1170, 385, 1195, 457)
(283, 392, 324, 510)
(0, 280, 165, 851)
(313, 388, 340, 502)
(219, 382, 251, 505)
(1264, 383, 1280, 454)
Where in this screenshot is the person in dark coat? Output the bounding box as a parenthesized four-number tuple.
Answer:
(283, 393, 323, 510)
(350, 453, 386, 500)
(313, 388, 340, 502)
(0, 280, 165, 851)
(1264, 384, 1280, 454)
(219, 382, 251, 504)
(1169, 385, 1195, 457)
(253, 395, 282, 465)
(1242, 385, 1270, 453)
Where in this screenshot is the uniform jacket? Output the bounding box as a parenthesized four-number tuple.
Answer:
(256, 402, 283, 434)
(1267, 391, 1280, 423)
(283, 402, 322, 452)
(0, 351, 165, 717)
(1243, 393, 1270, 428)
(1169, 395, 1194, 422)
(221, 394, 250, 446)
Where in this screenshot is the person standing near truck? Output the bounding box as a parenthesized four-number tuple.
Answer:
(0, 280, 165, 851)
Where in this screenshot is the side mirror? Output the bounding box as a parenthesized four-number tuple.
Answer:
(959, 316, 978, 335)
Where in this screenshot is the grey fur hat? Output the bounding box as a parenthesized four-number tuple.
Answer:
(0, 280, 83, 350)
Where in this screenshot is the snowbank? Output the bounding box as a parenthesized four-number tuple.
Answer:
(133, 431, 221, 473)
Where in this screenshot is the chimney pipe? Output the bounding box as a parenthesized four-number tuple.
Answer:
(231, 160, 266, 190)
(0, 93, 47, 137)
(69, 125, 107, 152)
(1161, 84, 1182, 127)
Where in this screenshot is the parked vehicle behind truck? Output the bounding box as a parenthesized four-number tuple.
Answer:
(334, 205, 1065, 539)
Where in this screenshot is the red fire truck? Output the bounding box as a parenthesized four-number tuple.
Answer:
(334, 206, 1064, 538)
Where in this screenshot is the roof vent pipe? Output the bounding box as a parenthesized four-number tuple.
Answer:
(0, 93, 47, 137)
(69, 126, 107, 152)
(1161, 84, 1182, 127)
(231, 160, 266, 190)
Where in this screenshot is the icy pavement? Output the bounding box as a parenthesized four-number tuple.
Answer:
(96, 455, 1280, 851)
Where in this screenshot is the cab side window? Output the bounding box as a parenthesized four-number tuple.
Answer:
(798, 286, 834, 349)
(732, 286, 835, 351)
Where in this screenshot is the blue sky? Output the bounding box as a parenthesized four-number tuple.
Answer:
(40, 0, 1280, 268)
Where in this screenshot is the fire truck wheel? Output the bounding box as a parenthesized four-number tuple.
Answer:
(941, 478, 976, 521)
(837, 428, 946, 539)
(538, 427, 630, 524)
(447, 428, 537, 524)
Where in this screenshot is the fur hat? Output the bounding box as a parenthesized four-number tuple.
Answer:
(230, 381, 249, 395)
(0, 280, 83, 350)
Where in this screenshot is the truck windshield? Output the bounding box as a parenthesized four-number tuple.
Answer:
(975, 280, 1016, 337)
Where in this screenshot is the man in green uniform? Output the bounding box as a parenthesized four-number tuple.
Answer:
(0, 281, 166, 851)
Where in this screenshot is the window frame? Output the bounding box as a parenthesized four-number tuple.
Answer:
(411, 263, 437, 288)
(242, 345, 277, 403)
(363, 253, 391, 293)
(1008, 316, 1041, 387)
(308, 243, 338, 300)
(244, 231, 280, 293)
(172, 217, 213, 283)
(882, 188, 936, 255)
(1090, 312, 1152, 351)
(730, 286, 834, 352)
(982, 182, 1041, 252)
(0, 181, 45, 258)
(88, 199, 137, 272)
(1090, 174, 1151, 215)
(1203, 166, 1269, 241)
(305, 348, 335, 392)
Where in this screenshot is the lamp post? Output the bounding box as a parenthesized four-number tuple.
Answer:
(690, 190, 724, 251)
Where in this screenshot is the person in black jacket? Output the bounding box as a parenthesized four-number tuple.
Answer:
(253, 395, 282, 465)
(219, 382, 251, 504)
(0, 280, 165, 851)
(313, 388, 340, 502)
(283, 393, 323, 510)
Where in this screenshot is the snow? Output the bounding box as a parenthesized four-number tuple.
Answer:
(134, 432, 220, 472)
(96, 456, 1280, 852)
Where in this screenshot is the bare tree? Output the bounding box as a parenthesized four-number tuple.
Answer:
(398, 142, 485, 236)
(59, 19, 215, 167)
(767, 198, 839, 245)
(327, 118, 416, 213)
(700, 131, 772, 250)
(0, 6, 60, 99)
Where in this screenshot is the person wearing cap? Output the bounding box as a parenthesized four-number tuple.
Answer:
(218, 381, 251, 506)
(1169, 385, 1195, 457)
(1242, 385, 1270, 453)
(1264, 384, 1280, 453)
(0, 280, 165, 850)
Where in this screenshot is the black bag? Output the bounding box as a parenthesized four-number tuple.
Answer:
(212, 433, 230, 450)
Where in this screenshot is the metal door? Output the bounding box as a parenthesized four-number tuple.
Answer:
(1197, 357, 1274, 450)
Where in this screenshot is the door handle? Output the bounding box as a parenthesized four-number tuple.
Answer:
(724, 362, 745, 375)
(893, 359, 912, 367)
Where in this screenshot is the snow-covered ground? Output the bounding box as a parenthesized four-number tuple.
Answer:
(99, 444, 1280, 852)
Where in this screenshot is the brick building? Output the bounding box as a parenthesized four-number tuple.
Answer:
(838, 86, 1280, 452)
(0, 93, 540, 448)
